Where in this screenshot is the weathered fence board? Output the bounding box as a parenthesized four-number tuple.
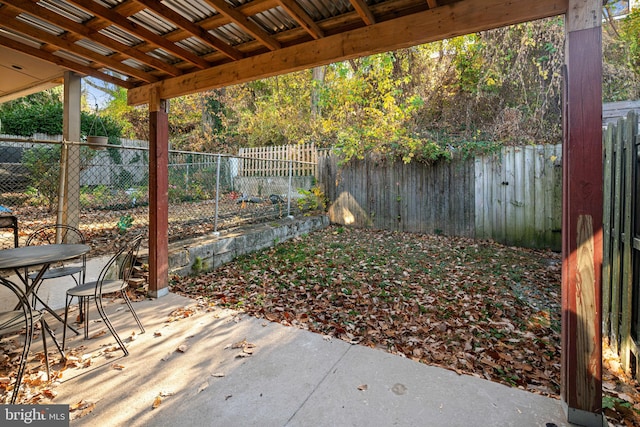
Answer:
(473, 145, 562, 250)
(319, 155, 475, 236)
(320, 144, 562, 250)
(602, 111, 640, 377)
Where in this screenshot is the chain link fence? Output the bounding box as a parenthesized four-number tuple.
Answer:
(0, 135, 322, 254)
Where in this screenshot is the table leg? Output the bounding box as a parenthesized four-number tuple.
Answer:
(14, 265, 80, 336)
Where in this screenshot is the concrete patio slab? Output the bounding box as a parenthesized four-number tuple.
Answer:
(38, 293, 573, 427)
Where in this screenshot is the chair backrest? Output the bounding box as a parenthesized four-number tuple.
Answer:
(0, 215, 19, 249)
(96, 234, 144, 294)
(26, 224, 85, 246)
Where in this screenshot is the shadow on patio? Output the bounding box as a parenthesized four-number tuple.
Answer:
(11, 292, 572, 427)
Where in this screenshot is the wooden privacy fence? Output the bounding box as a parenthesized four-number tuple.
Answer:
(238, 143, 317, 177)
(475, 144, 562, 250)
(318, 144, 563, 250)
(603, 111, 640, 378)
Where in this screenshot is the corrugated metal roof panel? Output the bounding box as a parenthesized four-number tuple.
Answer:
(162, 0, 217, 22)
(16, 13, 64, 36)
(53, 49, 92, 66)
(0, 28, 43, 49)
(99, 25, 143, 47)
(130, 9, 177, 35)
(37, 0, 92, 24)
(147, 48, 180, 64)
(297, 0, 354, 20)
(74, 38, 116, 57)
(211, 23, 254, 46)
(176, 37, 214, 56)
(121, 58, 152, 72)
(252, 7, 298, 34)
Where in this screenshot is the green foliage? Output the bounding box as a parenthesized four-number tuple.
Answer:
(0, 101, 64, 135)
(297, 185, 327, 213)
(21, 145, 61, 211)
(80, 185, 111, 207)
(191, 256, 203, 275)
(116, 214, 134, 234)
(619, 10, 640, 75)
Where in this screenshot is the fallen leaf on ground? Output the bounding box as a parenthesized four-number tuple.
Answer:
(90, 330, 107, 339)
(231, 339, 247, 349)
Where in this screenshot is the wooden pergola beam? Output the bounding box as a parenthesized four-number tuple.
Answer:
(129, 0, 568, 105)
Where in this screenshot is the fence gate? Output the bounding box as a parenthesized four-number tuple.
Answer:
(603, 111, 640, 377)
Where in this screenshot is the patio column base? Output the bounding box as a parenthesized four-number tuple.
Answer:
(562, 400, 608, 427)
(148, 287, 169, 299)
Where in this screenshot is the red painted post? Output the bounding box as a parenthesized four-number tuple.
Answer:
(148, 93, 169, 297)
(561, 1, 603, 425)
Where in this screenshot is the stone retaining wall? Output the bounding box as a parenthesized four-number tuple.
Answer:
(165, 215, 329, 277)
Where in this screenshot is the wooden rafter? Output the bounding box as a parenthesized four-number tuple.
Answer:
(277, 0, 325, 39)
(0, 32, 133, 88)
(0, 7, 158, 84)
(350, 0, 376, 25)
(202, 0, 282, 51)
(7, 0, 183, 77)
(131, 0, 244, 61)
(67, 0, 210, 69)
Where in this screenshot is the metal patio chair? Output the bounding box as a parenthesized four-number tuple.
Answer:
(63, 234, 145, 356)
(25, 224, 87, 288)
(0, 277, 64, 404)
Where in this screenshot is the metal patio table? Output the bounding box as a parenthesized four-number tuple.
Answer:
(0, 244, 90, 333)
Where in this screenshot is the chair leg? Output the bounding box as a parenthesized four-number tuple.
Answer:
(42, 318, 65, 362)
(11, 318, 35, 404)
(39, 320, 50, 380)
(62, 294, 73, 352)
(83, 297, 90, 340)
(122, 290, 145, 334)
(95, 295, 128, 356)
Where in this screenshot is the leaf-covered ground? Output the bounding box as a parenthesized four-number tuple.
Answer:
(173, 225, 563, 396)
(173, 225, 640, 425)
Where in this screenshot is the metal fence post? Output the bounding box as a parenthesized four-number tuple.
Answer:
(287, 159, 293, 218)
(214, 154, 221, 235)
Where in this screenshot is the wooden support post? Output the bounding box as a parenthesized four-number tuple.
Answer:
(148, 86, 169, 298)
(561, 1, 604, 425)
(61, 71, 81, 230)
